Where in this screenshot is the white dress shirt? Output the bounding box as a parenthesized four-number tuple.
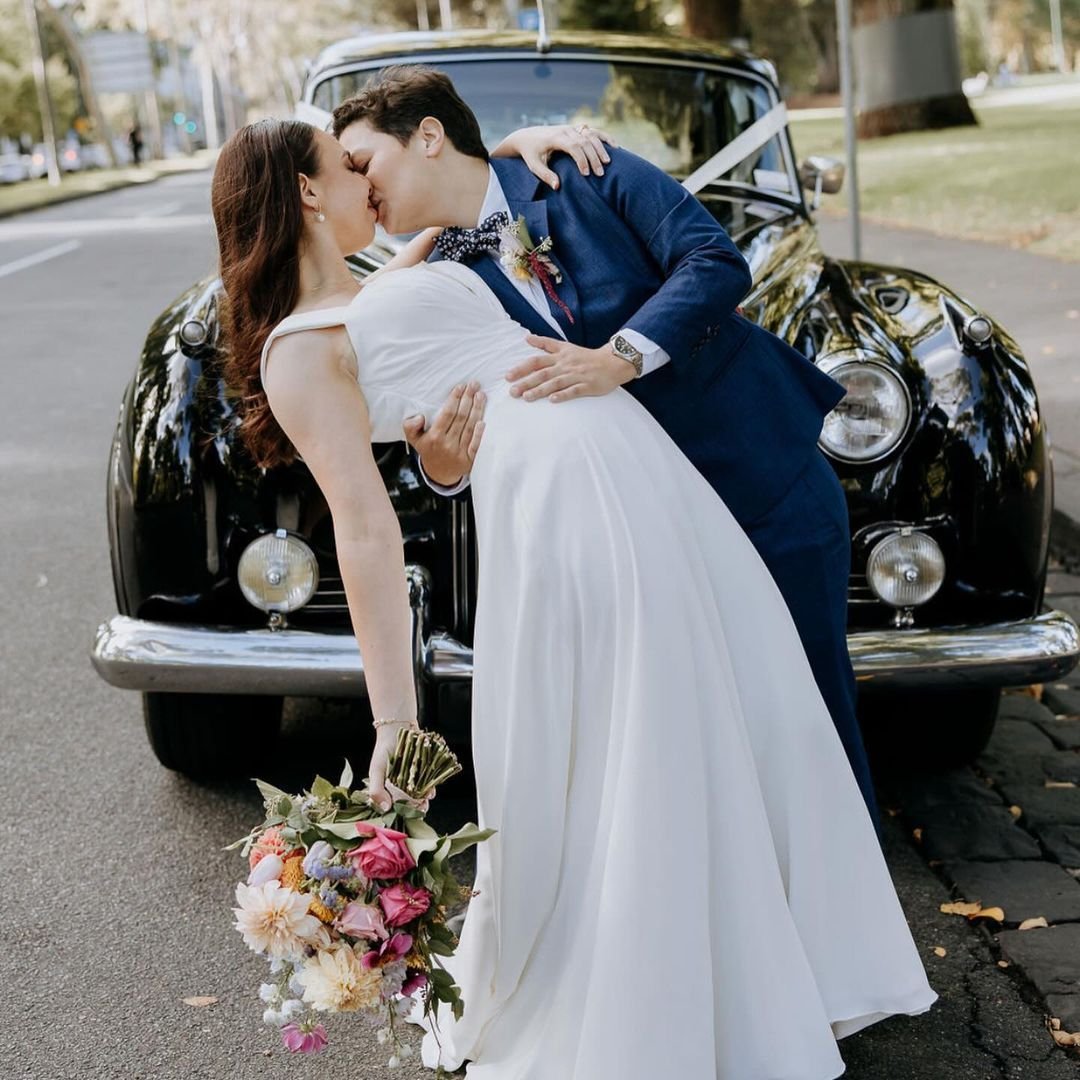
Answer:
(420, 165, 670, 495)
(474, 166, 669, 372)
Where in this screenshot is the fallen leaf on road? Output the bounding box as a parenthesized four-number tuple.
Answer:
(1045, 780, 1077, 789)
(1009, 805, 1022, 818)
(1010, 684, 1043, 701)
(941, 901, 982, 916)
(933, 946, 947, 957)
(885, 807, 901, 818)
(998, 960, 1010, 968)
(912, 827, 923, 842)
(182, 996, 219, 1007)
(940, 900, 1005, 921)
(1047, 1017, 1080, 1047)
(1018, 916, 1049, 930)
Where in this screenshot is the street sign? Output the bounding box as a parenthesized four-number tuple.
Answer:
(83, 31, 155, 95)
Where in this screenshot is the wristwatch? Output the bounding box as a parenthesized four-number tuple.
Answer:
(609, 332, 644, 378)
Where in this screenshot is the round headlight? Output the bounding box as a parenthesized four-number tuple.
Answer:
(866, 530, 945, 608)
(818, 361, 911, 463)
(238, 529, 319, 613)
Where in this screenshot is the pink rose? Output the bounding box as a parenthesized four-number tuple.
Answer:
(378, 881, 432, 928)
(334, 901, 388, 941)
(249, 826, 287, 870)
(347, 826, 415, 880)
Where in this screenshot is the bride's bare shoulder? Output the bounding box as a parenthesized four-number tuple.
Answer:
(263, 322, 358, 392)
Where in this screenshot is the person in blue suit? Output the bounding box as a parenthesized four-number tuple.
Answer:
(333, 64, 882, 840)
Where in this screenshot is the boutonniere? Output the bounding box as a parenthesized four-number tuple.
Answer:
(497, 215, 575, 325)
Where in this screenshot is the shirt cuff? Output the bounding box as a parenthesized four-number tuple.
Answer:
(619, 328, 671, 377)
(417, 455, 471, 497)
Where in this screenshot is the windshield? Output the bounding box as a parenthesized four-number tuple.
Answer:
(311, 57, 794, 196)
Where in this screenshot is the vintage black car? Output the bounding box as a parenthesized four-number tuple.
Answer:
(90, 28, 1080, 781)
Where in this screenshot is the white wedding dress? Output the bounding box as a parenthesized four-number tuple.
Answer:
(260, 260, 937, 1079)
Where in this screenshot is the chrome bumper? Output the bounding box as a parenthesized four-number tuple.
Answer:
(91, 604, 1079, 698)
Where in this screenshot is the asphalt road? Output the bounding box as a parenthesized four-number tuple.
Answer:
(2, 172, 1076, 1079)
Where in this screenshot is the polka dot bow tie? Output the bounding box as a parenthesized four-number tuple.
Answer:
(433, 211, 510, 263)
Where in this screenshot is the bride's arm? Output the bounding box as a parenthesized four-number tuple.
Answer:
(263, 326, 417, 811)
(491, 123, 618, 189)
(363, 226, 443, 284)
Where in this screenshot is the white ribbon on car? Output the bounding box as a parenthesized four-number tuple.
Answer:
(681, 101, 789, 195)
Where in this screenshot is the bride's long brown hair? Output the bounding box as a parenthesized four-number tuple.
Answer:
(211, 119, 321, 470)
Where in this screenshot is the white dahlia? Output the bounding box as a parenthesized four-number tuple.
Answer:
(232, 880, 329, 960)
(294, 942, 382, 1012)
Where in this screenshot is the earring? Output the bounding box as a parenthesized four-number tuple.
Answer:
(314, 202, 326, 222)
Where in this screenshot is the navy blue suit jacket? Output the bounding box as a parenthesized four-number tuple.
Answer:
(431, 149, 845, 525)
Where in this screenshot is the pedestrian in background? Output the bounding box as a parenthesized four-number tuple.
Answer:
(128, 123, 144, 167)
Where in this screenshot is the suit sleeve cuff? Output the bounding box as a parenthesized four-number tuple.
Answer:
(417, 455, 472, 497)
(619, 328, 671, 376)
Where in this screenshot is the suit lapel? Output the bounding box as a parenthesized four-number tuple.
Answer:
(470, 255, 557, 339)
(491, 159, 585, 345)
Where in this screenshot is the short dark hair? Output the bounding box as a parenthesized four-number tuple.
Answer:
(331, 64, 489, 161)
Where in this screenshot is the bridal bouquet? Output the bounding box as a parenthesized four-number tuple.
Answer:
(225, 728, 494, 1065)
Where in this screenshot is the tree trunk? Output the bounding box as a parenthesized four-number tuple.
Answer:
(38, 1, 119, 167)
(806, 0, 839, 94)
(853, 0, 977, 137)
(683, 0, 742, 40)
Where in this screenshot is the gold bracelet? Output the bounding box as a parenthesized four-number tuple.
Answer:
(372, 716, 419, 729)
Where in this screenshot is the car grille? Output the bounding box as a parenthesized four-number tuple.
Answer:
(287, 570, 352, 629)
(288, 572, 883, 630)
(848, 572, 879, 608)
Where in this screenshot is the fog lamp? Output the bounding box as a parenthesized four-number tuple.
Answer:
(238, 529, 319, 613)
(866, 529, 945, 609)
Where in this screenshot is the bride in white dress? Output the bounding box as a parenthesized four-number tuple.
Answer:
(212, 119, 937, 1079)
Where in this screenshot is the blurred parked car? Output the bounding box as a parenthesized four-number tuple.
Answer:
(0, 153, 31, 183)
(90, 29, 1080, 781)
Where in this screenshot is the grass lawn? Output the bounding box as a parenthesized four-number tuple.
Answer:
(788, 99, 1080, 261)
(0, 151, 216, 218)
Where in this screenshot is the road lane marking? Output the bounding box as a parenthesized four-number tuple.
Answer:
(0, 239, 81, 279)
(0, 215, 212, 240)
(136, 199, 184, 218)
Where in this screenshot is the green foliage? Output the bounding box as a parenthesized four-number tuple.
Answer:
(0, 54, 79, 139)
(956, 0, 991, 76)
(0, 1, 79, 138)
(559, 0, 668, 33)
(718, 0, 818, 94)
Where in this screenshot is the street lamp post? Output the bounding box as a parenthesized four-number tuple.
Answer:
(22, 0, 61, 185)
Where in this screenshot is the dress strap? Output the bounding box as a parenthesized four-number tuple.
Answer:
(259, 307, 350, 388)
